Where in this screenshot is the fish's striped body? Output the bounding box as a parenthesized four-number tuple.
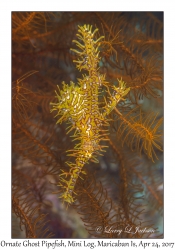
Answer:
(50, 24, 130, 204)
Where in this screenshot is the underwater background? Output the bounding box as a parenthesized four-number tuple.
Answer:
(12, 12, 163, 238)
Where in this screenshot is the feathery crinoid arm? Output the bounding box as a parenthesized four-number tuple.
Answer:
(50, 24, 130, 204)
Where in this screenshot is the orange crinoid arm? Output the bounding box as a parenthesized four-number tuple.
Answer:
(50, 24, 130, 204)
